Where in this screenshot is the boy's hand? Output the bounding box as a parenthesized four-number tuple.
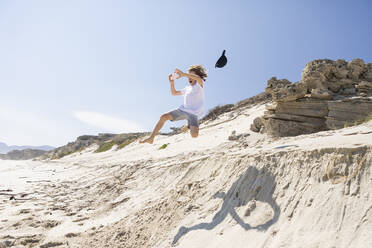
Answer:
(168, 74, 174, 83)
(175, 68, 184, 77)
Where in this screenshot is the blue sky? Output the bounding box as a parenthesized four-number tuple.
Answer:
(1, 0, 371, 146)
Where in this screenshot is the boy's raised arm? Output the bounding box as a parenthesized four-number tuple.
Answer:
(175, 68, 204, 87)
(169, 74, 183, 96)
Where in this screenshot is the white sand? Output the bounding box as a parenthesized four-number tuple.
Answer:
(1, 103, 371, 247)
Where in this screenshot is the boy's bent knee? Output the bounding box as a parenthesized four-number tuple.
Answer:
(190, 126, 199, 138)
(160, 113, 172, 122)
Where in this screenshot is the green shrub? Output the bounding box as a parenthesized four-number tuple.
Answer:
(200, 104, 234, 123)
(344, 114, 372, 128)
(365, 114, 372, 123)
(159, 143, 168, 150)
(117, 138, 136, 150)
(96, 141, 115, 153)
(53, 150, 73, 160)
(96, 137, 138, 152)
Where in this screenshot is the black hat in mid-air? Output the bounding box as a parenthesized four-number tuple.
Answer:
(215, 50, 227, 68)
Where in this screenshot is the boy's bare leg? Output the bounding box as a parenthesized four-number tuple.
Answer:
(140, 113, 173, 144)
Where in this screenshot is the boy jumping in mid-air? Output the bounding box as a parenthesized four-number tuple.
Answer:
(140, 65, 207, 144)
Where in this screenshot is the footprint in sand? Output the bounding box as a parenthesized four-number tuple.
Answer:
(42, 220, 61, 229)
(29, 221, 41, 228)
(12, 222, 22, 228)
(3, 234, 43, 247)
(65, 232, 80, 238)
(49, 205, 67, 211)
(18, 209, 31, 214)
(39, 241, 64, 248)
(72, 217, 89, 223)
(0, 240, 14, 247)
(20, 237, 41, 246)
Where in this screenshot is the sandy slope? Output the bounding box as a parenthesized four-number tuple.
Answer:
(0, 103, 371, 248)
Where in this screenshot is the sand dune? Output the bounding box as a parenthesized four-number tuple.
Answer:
(1, 103, 371, 247)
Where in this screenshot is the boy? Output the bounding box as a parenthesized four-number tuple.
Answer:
(140, 65, 207, 144)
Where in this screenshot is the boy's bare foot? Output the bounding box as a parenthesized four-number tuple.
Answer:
(181, 125, 188, 133)
(140, 137, 154, 144)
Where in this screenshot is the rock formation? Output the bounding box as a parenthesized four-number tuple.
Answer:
(251, 59, 372, 136)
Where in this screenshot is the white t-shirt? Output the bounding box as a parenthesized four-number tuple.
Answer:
(179, 83, 204, 117)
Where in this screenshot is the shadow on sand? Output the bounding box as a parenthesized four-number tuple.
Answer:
(172, 166, 280, 245)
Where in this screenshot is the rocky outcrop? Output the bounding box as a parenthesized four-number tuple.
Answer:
(326, 98, 372, 129)
(260, 100, 329, 137)
(301, 59, 370, 95)
(251, 59, 372, 137)
(0, 149, 47, 160)
(265, 77, 306, 102)
(357, 81, 372, 95)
